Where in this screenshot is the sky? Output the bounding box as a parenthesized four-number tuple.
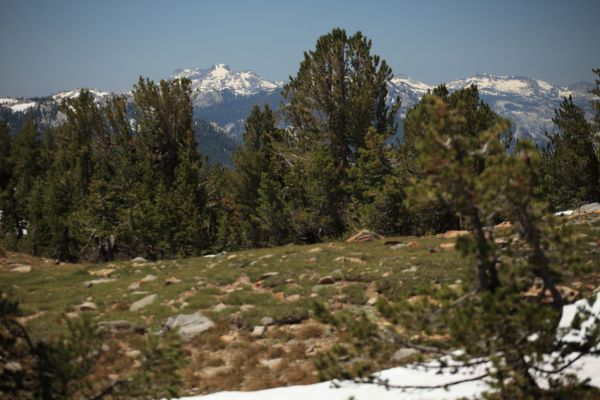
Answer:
(1, 0, 599, 97)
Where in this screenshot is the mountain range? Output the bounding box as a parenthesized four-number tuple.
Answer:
(0, 64, 596, 165)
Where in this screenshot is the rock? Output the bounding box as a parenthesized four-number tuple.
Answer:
(367, 296, 378, 306)
(287, 294, 301, 302)
(128, 281, 141, 290)
(65, 312, 79, 319)
(77, 301, 97, 312)
(578, 202, 600, 213)
(84, 278, 116, 287)
(259, 358, 283, 369)
(494, 221, 513, 230)
(318, 276, 335, 285)
(260, 271, 279, 280)
(129, 294, 157, 312)
(384, 240, 402, 246)
(401, 266, 418, 273)
(131, 257, 147, 263)
(307, 247, 323, 253)
(140, 274, 157, 283)
(164, 276, 181, 285)
(164, 311, 215, 341)
(213, 303, 228, 312)
(334, 256, 366, 265)
(89, 268, 115, 277)
(240, 304, 255, 312)
(98, 320, 140, 334)
(260, 316, 275, 326)
(251, 325, 266, 337)
(10, 265, 31, 273)
(523, 278, 579, 304)
(125, 350, 141, 358)
(439, 242, 455, 250)
(392, 348, 419, 362)
(198, 365, 232, 379)
(220, 334, 236, 344)
(346, 229, 382, 243)
(438, 230, 469, 239)
(407, 241, 420, 248)
(3, 361, 22, 373)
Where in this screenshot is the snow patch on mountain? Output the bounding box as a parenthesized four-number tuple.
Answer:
(52, 89, 110, 102)
(8, 102, 37, 113)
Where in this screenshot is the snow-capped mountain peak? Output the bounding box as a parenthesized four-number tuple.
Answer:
(171, 64, 282, 98)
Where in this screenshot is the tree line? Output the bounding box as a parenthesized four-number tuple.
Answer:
(1, 28, 599, 262)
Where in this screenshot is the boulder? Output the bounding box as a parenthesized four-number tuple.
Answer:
(346, 229, 382, 243)
(260, 316, 275, 326)
(164, 312, 215, 341)
(523, 278, 579, 304)
(286, 294, 301, 302)
(89, 268, 115, 277)
(439, 242, 455, 250)
(131, 257, 147, 263)
(129, 294, 157, 312)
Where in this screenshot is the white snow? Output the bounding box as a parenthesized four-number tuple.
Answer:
(52, 89, 110, 102)
(9, 102, 36, 112)
(180, 294, 600, 400)
(0, 98, 18, 105)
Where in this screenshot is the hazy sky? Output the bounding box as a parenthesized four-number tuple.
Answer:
(1, 0, 599, 97)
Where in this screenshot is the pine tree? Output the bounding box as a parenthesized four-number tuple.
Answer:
(0, 121, 14, 239)
(541, 96, 599, 210)
(228, 105, 284, 247)
(281, 28, 400, 237)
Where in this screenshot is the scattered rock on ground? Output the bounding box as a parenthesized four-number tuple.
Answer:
(367, 297, 378, 306)
(287, 294, 301, 302)
(251, 325, 266, 337)
(346, 229, 382, 243)
(259, 358, 283, 369)
(318, 276, 335, 285)
(439, 242, 455, 250)
(213, 303, 228, 312)
(260, 271, 279, 280)
(3, 361, 23, 373)
(438, 230, 469, 239)
(407, 241, 420, 249)
(89, 268, 115, 277)
(131, 257, 147, 263)
(84, 278, 116, 287)
(307, 247, 322, 253)
(77, 301, 97, 312)
(392, 348, 419, 362)
(10, 264, 31, 273)
(129, 294, 157, 312)
(494, 221, 513, 230)
(240, 304, 255, 312)
(164, 311, 215, 341)
(164, 276, 181, 285)
(98, 320, 145, 334)
(334, 256, 366, 265)
(260, 316, 275, 326)
(523, 278, 579, 304)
